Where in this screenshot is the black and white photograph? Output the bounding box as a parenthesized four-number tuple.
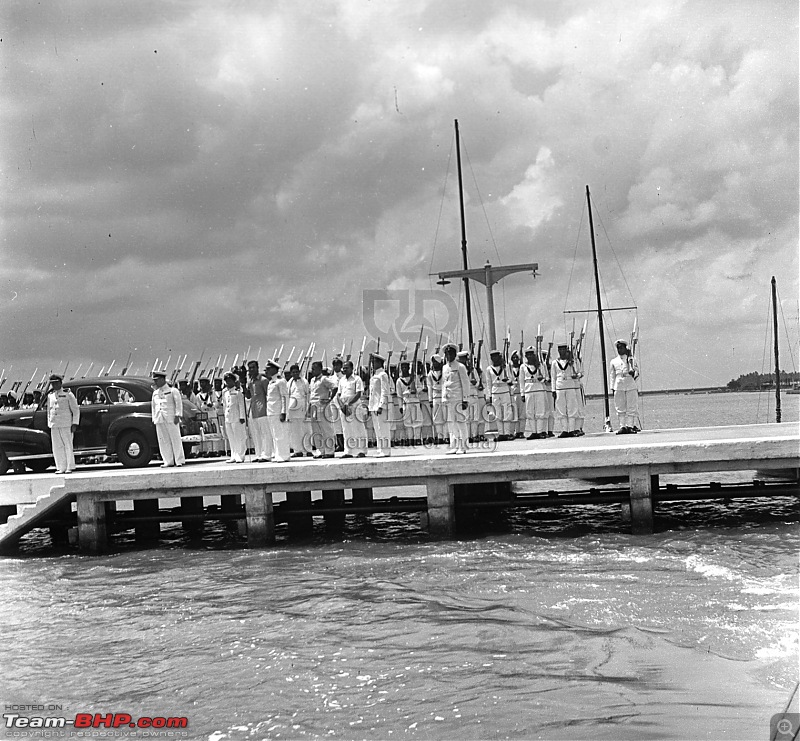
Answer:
(1, 1, 798, 739)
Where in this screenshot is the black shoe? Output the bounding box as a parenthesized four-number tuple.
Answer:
(356, 453, 366, 458)
(558, 431, 570, 438)
(547, 432, 555, 438)
(526, 433, 536, 440)
(573, 430, 585, 437)
(616, 427, 630, 435)
(341, 454, 353, 458)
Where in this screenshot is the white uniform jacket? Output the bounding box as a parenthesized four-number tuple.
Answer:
(442, 362, 470, 405)
(152, 385, 183, 424)
(610, 355, 639, 391)
(47, 389, 80, 429)
(368, 370, 392, 413)
(223, 386, 246, 424)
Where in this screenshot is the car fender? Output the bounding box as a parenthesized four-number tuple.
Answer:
(0, 426, 53, 457)
(105, 413, 158, 455)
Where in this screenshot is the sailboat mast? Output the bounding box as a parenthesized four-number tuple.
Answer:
(454, 119, 475, 347)
(586, 185, 611, 428)
(772, 275, 781, 423)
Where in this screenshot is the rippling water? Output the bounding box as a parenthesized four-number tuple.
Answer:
(1, 392, 798, 740)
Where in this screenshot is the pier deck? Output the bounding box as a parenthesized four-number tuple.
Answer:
(0, 423, 797, 553)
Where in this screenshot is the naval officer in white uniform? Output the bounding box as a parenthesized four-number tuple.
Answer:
(151, 368, 186, 467)
(47, 373, 80, 474)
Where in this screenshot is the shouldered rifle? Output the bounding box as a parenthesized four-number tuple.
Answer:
(122, 350, 134, 376)
(72, 364, 82, 381)
(105, 359, 116, 376)
(356, 336, 367, 373)
(20, 368, 38, 397)
(575, 318, 587, 364)
(408, 326, 424, 393)
(474, 338, 484, 390)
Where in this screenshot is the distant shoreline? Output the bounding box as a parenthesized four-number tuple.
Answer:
(585, 387, 799, 399)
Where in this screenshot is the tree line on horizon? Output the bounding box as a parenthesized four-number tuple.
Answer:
(726, 370, 800, 391)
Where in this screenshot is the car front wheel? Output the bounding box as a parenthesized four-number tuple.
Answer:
(116, 430, 153, 468)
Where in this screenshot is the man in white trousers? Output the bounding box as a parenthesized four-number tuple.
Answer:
(441, 343, 470, 454)
(222, 372, 247, 462)
(610, 339, 640, 434)
(368, 353, 393, 457)
(47, 374, 80, 474)
(264, 359, 291, 462)
(151, 368, 185, 467)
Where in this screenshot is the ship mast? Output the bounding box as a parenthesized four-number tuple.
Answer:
(454, 119, 474, 348)
(586, 185, 612, 429)
(772, 275, 781, 422)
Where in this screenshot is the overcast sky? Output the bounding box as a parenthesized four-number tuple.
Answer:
(2, 0, 798, 393)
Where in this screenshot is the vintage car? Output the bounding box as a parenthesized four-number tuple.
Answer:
(0, 376, 205, 474)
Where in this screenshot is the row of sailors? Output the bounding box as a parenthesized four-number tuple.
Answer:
(192, 338, 641, 461)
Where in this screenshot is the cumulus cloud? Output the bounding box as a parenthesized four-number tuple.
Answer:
(0, 0, 796, 392)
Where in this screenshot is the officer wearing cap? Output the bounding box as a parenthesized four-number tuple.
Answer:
(287, 363, 312, 457)
(47, 374, 80, 474)
(368, 353, 393, 457)
(151, 368, 186, 466)
(244, 360, 271, 462)
(222, 371, 247, 462)
(610, 339, 640, 434)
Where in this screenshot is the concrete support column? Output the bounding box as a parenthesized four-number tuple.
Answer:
(134, 499, 161, 542)
(629, 467, 656, 535)
(180, 496, 204, 536)
(426, 478, 455, 538)
(244, 486, 274, 547)
(322, 489, 346, 531)
(286, 490, 313, 537)
(77, 494, 107, 554)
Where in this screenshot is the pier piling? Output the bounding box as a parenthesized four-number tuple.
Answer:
(426, 478, 455, 538)
(629, 467, 656, 534)
(77, 494, 107, 554)
(244, 485, 274, 547)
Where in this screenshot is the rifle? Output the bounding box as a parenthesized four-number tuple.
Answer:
(436, 334, 442, 354)
(188, 356, 203, 387)
(282, 346, 296, 371)
(630, 318, 638, 360)
(575, 318, 587, 364)
(105, 359, 116, 376)
(346, 339, 354, 361)
(474, 338, 484, 391)
(356, 336, 367, 373)
(20, 368, 38, 398)
(72, 363, 82, 381)
(408, 326, 424, 393)
(519, 331, 524, 365)
(122, 350, 134, 376)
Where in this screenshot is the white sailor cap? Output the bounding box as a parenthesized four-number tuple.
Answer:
(524, 345, 537, 354)
(615, 338, 628, 346)
(265, 359, 280, 370)
(151, 368, 168, 378)
(441, 342, 458, 353)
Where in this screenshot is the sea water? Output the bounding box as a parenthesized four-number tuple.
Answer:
(0, 392, 798, 740)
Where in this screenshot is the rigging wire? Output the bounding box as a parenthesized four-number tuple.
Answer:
(594, 207, 637, 305)
(563, 199, 587, 317)
(427, 137, 454, 278)
(777, 285, 798, 374)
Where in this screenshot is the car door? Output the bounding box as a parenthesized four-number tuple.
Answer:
(71, 385, 110, 450)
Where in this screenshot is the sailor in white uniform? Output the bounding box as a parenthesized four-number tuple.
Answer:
(426, 354, 445, 443)
(151, 368, 186, 466)
(368, 353, 393, 457)
(47, 374, 80, 474)
(442, 343, 470, 454)
(550, 342, 584, 437)
(610, 339, 640, 434)
(309, 361, 338, 458)
(520, 347, 549, 439)
(484, 350, 514, 441)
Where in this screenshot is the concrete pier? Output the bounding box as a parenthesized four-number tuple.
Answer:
(0, 423, 797, 554)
